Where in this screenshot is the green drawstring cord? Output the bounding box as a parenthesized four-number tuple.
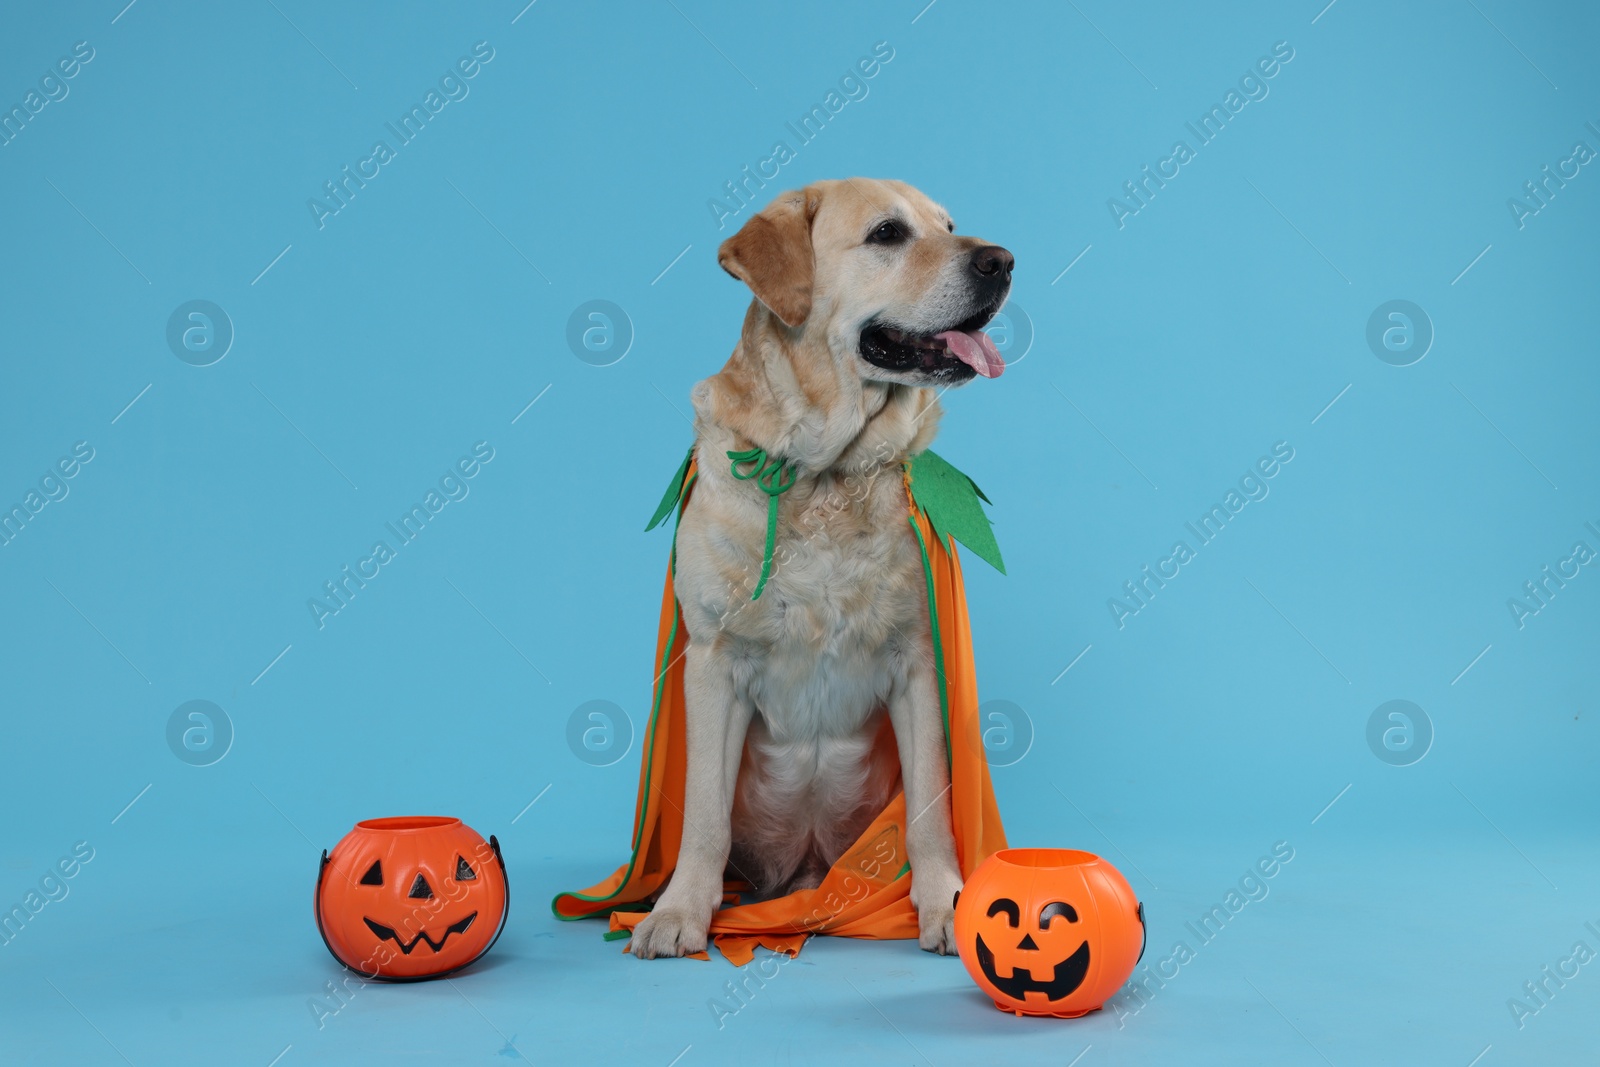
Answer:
(726, 446, 796, 600)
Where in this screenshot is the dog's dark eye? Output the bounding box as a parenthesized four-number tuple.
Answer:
(867, 220, 904, 245)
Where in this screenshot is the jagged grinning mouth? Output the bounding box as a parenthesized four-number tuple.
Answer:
(363, 911, 477, 954)
(975, 932, 1092, 1001)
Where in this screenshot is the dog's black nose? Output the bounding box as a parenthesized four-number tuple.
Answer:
(970, 245, 1014, 280)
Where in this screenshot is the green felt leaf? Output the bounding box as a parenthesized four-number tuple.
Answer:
(645, 445, 695, 531)
(907, 449, 1005, 575)
(602, 929, 632, 941)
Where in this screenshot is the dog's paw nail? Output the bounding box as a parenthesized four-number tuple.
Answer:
(628, 908, 708, 959)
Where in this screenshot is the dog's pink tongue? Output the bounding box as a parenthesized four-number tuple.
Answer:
(936, 329, 1006, 378)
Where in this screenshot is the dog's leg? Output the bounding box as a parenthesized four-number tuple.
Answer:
(886, 653, 965, 955)
(630, 642, 753, 959)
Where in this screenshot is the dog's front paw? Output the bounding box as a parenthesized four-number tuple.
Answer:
(628, 905, 710, 960)
(912, 868, 964, 956)
(917, 903, 957, 956)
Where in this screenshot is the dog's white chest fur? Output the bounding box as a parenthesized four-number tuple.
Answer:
(749, 477, 925, 736)
(682, 461, 928, 735)
(673, 452, 933, 891)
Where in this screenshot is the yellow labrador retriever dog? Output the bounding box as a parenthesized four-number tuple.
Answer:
(629, 178, 1011, 959)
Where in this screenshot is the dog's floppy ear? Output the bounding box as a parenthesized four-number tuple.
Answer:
(718, 189, 817, 329)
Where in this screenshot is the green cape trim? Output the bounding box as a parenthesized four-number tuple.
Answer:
(645, 445, 695, 532)
(905, 449, 1005, 575)
(906, 514, 952, 766)
(650, 444, 1003, 575)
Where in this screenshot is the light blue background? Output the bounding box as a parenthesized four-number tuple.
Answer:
(1, 1, 1595, 1064)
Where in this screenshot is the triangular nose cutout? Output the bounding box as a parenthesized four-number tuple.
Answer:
(408, 873, 434, 899)
(1017, 933, 1039, 950)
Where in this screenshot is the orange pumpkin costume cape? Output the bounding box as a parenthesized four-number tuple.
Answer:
(552, 446, 1008, 965)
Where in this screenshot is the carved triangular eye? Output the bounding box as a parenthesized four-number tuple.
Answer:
(360, 861, 383, 886)
(455, 855, 476, 881)
(408, 873, 433, 899)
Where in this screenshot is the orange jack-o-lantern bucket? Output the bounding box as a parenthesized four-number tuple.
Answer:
(315, 816, 508, 981)
(954, 848, 1145, 1018)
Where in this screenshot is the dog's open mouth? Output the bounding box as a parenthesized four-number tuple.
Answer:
(858, 308, 1006, 382)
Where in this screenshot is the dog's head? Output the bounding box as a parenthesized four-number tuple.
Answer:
(718, 179, 1013, 387)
